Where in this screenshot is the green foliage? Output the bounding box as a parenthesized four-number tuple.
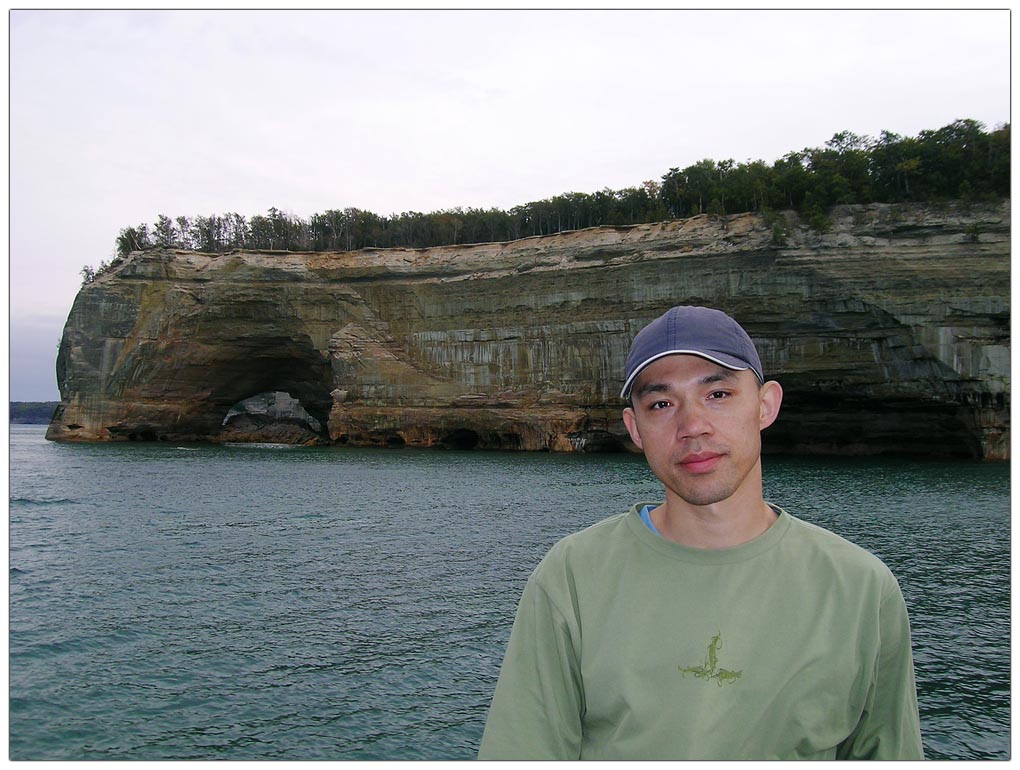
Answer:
(109, 119, 1008, 257)
(80, 256, 124, 286)
(801, 192, 831, 233)
(807, 211, 831, 233)
(762, 209, 788, 247)
(116, 224, 152, 258)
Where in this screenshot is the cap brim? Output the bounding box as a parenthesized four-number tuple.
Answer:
(620, 350, 759, 399)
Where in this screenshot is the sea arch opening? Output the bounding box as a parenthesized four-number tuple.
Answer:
(220, 391, 325, 444)
(205, 335, 335, 444)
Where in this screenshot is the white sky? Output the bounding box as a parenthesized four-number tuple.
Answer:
(7, 7, 1012, 401)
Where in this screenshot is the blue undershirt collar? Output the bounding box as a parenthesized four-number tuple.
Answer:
(639, 503, 782, 538)
(639, 504, 662, 535)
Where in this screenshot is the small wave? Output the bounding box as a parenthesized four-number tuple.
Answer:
(175, 447, 201, 451)
(9, 497, 76, 507)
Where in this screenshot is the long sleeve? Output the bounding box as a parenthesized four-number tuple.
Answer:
(477, 574, 584, 760)
(837, 578, 924, 760)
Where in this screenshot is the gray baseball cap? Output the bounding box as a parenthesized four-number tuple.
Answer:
(620, 306, 764, 399)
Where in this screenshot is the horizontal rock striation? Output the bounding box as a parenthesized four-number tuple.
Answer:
(48, 200, 1010, 459)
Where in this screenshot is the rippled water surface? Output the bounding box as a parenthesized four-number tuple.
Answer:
(9, 425, 1010, 759)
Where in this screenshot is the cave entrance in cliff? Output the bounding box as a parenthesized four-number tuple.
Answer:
(207, 337, 335, 444)
(442, 428, 480, 450)
(220, 391, 325, 443)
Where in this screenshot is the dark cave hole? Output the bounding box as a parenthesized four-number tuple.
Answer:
(442, 428, 480, 450)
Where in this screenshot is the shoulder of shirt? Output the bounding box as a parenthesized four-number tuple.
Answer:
(782, 511, 899, 586)
(532, 511, 632, 571)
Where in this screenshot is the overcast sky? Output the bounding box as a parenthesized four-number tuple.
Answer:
(8, 8, 1011, 401)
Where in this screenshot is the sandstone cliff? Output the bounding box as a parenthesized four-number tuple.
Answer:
(47, 200, 1010, 459)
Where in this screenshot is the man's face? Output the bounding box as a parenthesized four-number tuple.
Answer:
(622, 354, 782, 509)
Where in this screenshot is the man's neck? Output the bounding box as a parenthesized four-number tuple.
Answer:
(651, 491, 778, 550)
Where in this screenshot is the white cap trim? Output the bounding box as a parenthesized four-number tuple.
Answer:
(620, 349, 754, 399)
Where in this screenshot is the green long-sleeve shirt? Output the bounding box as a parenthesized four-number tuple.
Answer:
(478, 505, 923, 760)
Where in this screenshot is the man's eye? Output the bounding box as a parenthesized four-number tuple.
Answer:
(650, 400, 670, 410)
(708, 391, 730, 400)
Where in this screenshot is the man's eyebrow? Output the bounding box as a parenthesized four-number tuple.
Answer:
(633, 381, 671, 399)
(700, 370, 737, 385)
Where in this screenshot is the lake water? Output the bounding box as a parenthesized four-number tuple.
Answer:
(8, 424, 1010, 759)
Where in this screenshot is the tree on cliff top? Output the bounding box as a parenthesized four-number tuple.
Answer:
(109, 118, 1009, 260)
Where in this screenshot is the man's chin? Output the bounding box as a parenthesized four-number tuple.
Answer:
(668, 481, 736, 509)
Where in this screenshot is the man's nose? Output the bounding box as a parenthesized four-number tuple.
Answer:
(674, 402, 712, 440)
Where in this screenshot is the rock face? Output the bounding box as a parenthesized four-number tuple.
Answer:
(47, 200, 1010, 459)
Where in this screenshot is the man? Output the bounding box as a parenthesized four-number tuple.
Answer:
(478, 305, 923, 760)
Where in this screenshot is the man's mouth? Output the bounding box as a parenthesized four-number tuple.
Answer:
(678, 452, 724, 473)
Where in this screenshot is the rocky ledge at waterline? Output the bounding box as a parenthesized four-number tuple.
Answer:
(48, 200, 1010, 459)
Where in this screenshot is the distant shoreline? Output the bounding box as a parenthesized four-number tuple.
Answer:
(10, 402, 59, 424)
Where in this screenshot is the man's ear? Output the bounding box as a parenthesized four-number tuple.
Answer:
(759, 380, 783, 430)
(622, 407, 643, 449)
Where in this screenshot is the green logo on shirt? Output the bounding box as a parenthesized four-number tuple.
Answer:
(679, 632, 742, 686)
